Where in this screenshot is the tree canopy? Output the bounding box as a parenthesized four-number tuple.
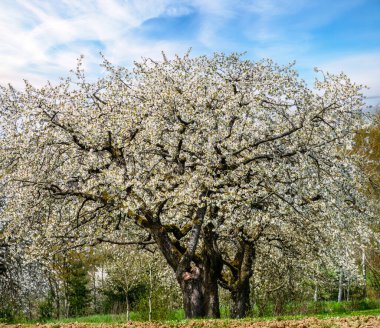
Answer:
(0, 53, 373, 318)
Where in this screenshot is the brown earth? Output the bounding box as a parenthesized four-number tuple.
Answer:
(1, 316, 380, 328)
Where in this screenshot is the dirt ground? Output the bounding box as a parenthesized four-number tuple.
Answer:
(2, 316, 380, 328)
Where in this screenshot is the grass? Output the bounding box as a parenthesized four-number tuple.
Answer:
(36, 307, 380, 325)
(250, 298, 380, 317)
(245, 308, 380, 322)
(6, 300, 380, 325)
(41, 309, 186, 324)
(48, 313, 133, 324)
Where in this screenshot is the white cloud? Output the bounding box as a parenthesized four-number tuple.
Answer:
(317, 53, 380, 98)
(165, 3, 194, 17)
(0, 0, 181, 88)
(0, 0, 378, 101)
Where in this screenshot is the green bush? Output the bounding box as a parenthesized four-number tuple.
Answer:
(38, 297, 54, 321)
(65, 259, 91, 316)
(0, 305, 16, 323)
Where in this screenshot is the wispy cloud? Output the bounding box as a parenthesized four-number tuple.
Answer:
(0, 0, 186, 87)
(318, 52, 380, 98)
(0, 0, 378, 99)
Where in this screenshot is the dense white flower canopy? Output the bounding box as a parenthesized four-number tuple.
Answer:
(0, 53, 373, 277)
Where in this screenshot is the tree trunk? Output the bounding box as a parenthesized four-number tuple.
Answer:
(202, 222, 222, 318)
(313, 284, 318, 302)
(338, 270, 343, 302)
(227, 241, 255, 319)
(48, 276, 61, 319)
(92, 269, 97, 313)
(313, 264, 319, 303)
(149, 202, 222, 319)
(177, 263, 221, 318)
(362, 247, 367, 298)
(148, 262, 153, 321)
(178, 265, 206, 318)
(203, 274, 220, 318)
(151, 221, 213, 319)
(126, 291, 130, 321)
(230, 279, 251, 318)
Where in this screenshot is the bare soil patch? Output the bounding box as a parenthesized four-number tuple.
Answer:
(2, 316, 380, 328)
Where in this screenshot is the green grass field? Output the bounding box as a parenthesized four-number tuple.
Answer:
(39, 307, 380, 324)
(2, 308, 379, 328)
(6, 300, 380, 326)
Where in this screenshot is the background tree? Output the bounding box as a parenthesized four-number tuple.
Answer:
(103, 247, 150, 320)
(99, 245, 181, 320)
(352, 109, 380, 299)
(63, 254, 91, 316)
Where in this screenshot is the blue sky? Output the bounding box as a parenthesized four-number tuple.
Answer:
(0, 0, 379, 102)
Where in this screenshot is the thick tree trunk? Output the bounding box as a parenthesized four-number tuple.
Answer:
(178, 265, 205, 318)
(230, 279, 251, 318)
(177, 263, 221, 318)
(150, 221, 212, 319)
(149, 201, 222, 319)
(176, 226, 222, 319)
(203, 274, 220, 318)
(224, 240, 255, 319)
(203, 222, 222, 318)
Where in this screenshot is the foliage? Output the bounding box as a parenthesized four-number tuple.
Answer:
(100, 284, 127, 313)
(38, 296, 54, 321)
(352, 111, 380, 299)
(63, 255, 91, 316)
(0, 304, 17, 323)
(0, 52, 374, 318)
(98, 245, 181, 319)
(100, 281, 148, 313)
